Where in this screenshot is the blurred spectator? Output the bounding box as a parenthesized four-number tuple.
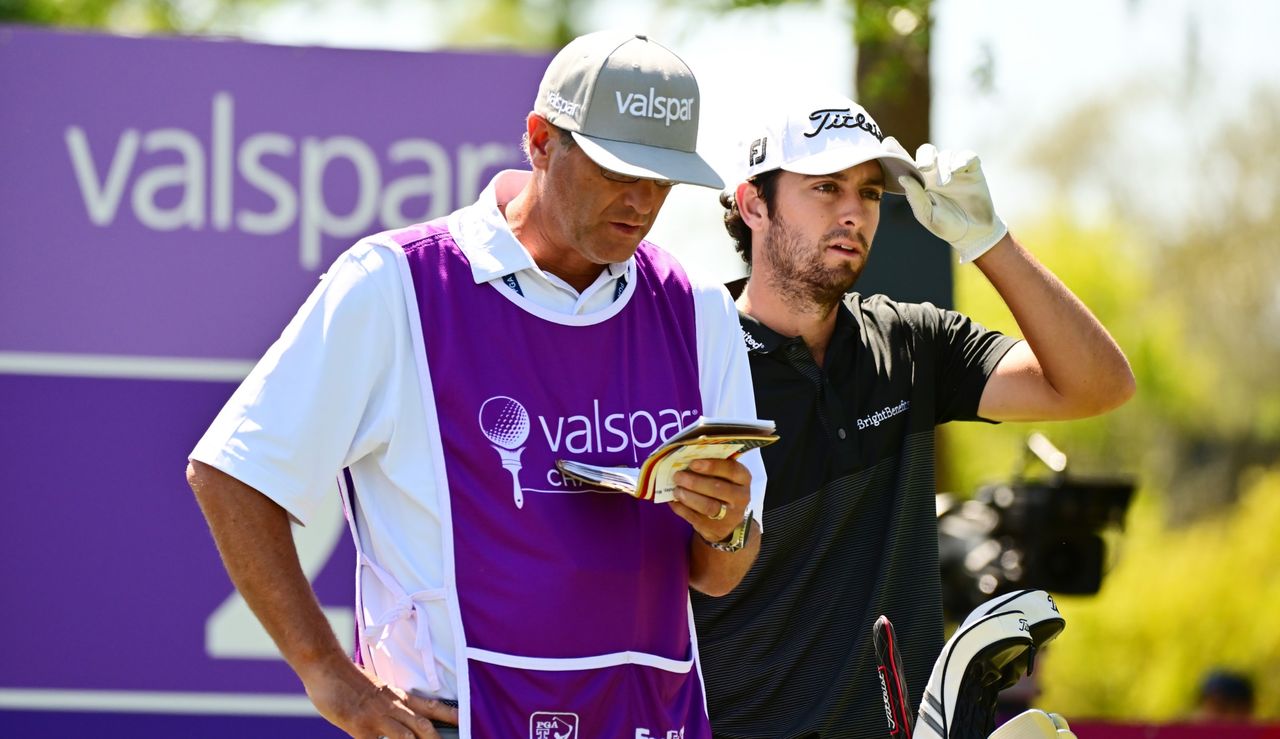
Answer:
(1194, 669, 1255, 722)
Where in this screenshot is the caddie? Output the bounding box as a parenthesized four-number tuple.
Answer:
(188, 31, 765, 739)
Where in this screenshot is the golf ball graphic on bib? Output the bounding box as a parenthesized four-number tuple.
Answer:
(479, 396, 530, 508)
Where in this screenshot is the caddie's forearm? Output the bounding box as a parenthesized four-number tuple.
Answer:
(187, 461, 350, 678)
(688, 521, 761, 597)
(974, 235, 1135, 415)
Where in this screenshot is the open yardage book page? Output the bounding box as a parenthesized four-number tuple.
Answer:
(555, 416, 777, 502)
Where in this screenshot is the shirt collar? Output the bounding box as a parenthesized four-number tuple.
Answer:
(737, 298, 860, 356)
(737, 310, 790, 355)
(448, 169, 632, 286)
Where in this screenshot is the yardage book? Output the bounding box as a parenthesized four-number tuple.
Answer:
(555, 416, 778, 503)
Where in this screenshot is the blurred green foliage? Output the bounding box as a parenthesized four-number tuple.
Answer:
(947, 89, 1280, 510)
(437, 0, 581, 49)
(947, 88, 1280, 721)
(1039, 465, 1280, 720)
(0, 0, 281, 33)
(945, 214, 1152, 492)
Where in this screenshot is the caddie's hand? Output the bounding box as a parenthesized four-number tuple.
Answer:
(898, 143, 1008, 263)
(300, 656, 459, 738)
(668, 458, 752, 545)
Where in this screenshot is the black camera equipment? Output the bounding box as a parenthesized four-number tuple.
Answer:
(937, 433, 1135, 622)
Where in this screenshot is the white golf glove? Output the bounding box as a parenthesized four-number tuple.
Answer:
(898, 143, 1008, 264)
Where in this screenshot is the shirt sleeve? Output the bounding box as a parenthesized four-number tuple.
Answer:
(693, 281, 768, 531)
(901, 301, 1020, 424)
(189, 243, 405, 526)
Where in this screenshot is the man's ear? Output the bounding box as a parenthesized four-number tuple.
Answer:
(526, 113, 555, 170)
(737, 181, 770, 229)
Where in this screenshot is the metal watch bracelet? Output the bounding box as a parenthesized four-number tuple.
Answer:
(706, 512, 753, 553)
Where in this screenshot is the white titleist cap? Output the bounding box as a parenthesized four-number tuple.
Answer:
(737, 92, 921, 193)
(533, 31, 723, 189)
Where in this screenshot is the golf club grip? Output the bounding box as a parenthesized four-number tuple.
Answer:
(873, 615, 914, 737)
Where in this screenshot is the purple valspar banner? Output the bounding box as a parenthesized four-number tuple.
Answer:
(0, 25, 546, 361)
(0, 26, 548, 729)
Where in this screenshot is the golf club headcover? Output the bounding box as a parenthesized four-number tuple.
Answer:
(961, 589, 1066, 685)
(961, 590, 1067, 735)
(914, 610, 1034, 739)
(1047, 712, 1076, 738)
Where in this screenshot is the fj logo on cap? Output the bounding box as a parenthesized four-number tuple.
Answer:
(615, 87, 694, 126)
(748, 137, 767, 166)
(805, 107, 884, 142)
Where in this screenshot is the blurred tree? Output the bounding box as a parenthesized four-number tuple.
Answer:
(0, 0, 282, 33)
(850, 0, 930, 152)
(946, 87, 1280, 720)
(1006, 86, 1280, 524)
(693, 0, 933, 151)
(1151, 89, 1280, 520)
(434, 0, 934, 153)
(431, 0, 584, 49)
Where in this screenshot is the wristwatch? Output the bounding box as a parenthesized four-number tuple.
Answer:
(706, 512, 753, 553)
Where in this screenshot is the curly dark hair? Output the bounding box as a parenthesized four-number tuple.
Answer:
(720, 170, 782, 266)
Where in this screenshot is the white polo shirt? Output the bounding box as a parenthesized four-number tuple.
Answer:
(190, 170, 765, 701)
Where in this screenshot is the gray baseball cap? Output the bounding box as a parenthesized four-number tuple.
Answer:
(534, 31, 723, 189)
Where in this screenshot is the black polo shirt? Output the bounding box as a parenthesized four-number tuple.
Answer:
(693, 293, 1018, 739)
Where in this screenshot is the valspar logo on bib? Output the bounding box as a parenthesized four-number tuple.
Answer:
(615, 87, 694, 126)
(479, 395, 700, 505)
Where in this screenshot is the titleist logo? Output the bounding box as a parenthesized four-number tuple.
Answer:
(805, 107, 884, 142)
(878, 668, 897, 732)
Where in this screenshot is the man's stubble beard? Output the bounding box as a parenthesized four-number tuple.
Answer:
(760, 210, 867, 314)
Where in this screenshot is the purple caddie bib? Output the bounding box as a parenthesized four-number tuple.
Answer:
(391, 218, 710, 738)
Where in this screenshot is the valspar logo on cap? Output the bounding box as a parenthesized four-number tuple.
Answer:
(532, 31, 723, 187)
(546, 90, 581, 119)
(615, 87, 694, 126)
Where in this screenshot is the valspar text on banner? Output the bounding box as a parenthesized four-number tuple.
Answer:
(63, 92, 520, 269)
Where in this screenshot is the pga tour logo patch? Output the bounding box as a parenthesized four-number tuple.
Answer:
(530, 711, 578, 739)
